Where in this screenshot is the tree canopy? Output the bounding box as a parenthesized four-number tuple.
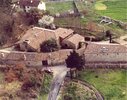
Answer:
(40, 39, 59, 52)
(65, 50, 85, 70)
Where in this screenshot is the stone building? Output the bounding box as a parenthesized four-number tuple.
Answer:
(17, 27, 74, 52)
(83, 43, 127, 68)
(62, 34, 85, 49)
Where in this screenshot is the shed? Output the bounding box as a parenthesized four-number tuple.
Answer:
(62, 34, 85, 49)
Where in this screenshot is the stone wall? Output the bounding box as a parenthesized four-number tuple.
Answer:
(0, 48, 127, 68)
(0, 49, 72, 67)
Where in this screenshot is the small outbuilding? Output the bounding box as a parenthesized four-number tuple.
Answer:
(62, 34, 85, 49)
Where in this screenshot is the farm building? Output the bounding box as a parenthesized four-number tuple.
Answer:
(62, 34, 85, 49)
(84, 43, 127, 63)
(17, 27, 75, 52)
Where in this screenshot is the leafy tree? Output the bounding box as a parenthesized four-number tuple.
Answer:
(65, 50, 85, 78)
(106, 30, 112, 43)
(66, 50, 85, 70)
(26, 8, 43, 25)
(40, 39, 59, 52)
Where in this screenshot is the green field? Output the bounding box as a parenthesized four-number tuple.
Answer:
(78, 69, 127, 100)
(95, 0, 127, 22)
(46, 1, 73, 14)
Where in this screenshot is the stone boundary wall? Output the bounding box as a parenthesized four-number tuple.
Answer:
(84, 62, 127, 69)
(0, 49, 72, 67)
(0, 48, 127, 68)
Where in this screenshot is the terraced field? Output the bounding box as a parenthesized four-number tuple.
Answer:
(95, 0, 127, 22)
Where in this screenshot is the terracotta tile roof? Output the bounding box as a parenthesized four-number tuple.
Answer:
(64, 34, 85, 45)
(19, 0, 40, 7)
(55, 28, 74, 39)
(19, 27, 75, 50)
(84, 43, 127, 54)
(19, 27, 56, 50)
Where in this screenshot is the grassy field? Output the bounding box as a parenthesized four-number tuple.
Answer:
(78, 69, 127, 100)
(95, 0, 127, 22)
(46, 1, 73, 14)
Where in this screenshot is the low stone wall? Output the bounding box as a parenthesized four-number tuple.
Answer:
(84, 62, 127, 69)
(0, 49, 72, 67)
(84, 53, 127, 62)
(0, 48, 127, 68)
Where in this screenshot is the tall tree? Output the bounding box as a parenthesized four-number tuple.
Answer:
(106, 30, 112, 43)
(65, 50, 85, 78)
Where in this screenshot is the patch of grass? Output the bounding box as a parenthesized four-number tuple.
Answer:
(38, 73, 53, 100)
(95, 1, 107, 10)
(78, 69, 127, 100)
(46, 1, 73, 14)
(95, 0, 127, 22)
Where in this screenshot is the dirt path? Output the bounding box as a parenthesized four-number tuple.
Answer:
(47, 65, 69, 100)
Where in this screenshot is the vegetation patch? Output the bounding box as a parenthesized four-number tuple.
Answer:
(95, 1, 107, 10)
(0, 65, 53, 100)
(46, 1, 73, 15)
(59, 81, 97, 100)
(78, 69, 127, 100)
(38, 73, 52, 100)
(95, 0, 127, 22)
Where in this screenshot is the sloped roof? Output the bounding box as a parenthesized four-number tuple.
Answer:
(19, 27, 75, 50)
(64, 34, 85, 45)
(19, 27, 56, 50)
(55, 28, 74, 39)
(84, 43, 127, 54)
(19, 0, 40, 7)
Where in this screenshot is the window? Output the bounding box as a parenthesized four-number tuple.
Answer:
(42, 60, 48, 66)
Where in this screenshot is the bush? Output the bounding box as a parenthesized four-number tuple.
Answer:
(40, 39, 59, 52)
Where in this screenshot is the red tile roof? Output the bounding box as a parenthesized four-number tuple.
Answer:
(84, 43, 127, 54)
(18, 27, 74, 50)
(19, 27, 56, 50)
(65, 34, 84, 44)
(55, 28, 74, 39)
